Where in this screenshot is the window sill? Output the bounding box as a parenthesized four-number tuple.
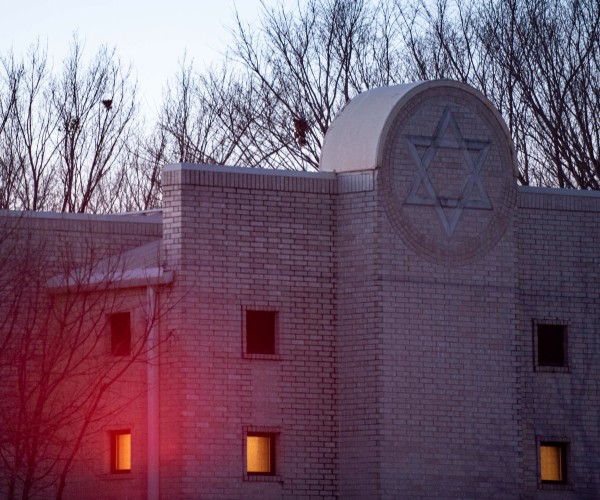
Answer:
(535, 365, 570, 374)
(539, 482, 572, 491)
(102, 473, 134, 481)
(243, 353, 281, 361)
(244, 473, 282, 483)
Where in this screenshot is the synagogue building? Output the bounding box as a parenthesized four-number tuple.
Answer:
(1, 80, 599, 498)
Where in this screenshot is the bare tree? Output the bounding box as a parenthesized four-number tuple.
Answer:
(158, 61, 268, 167)
(0, 45, 57, 211)
(3, 0, 599, 208)
(18, 45, 59, 211)
(171, 0, 596, 185)
(0, 38, 140, 213)
(0, 53, 23, 209)
(157, 0, 400, 172)
(0, 217, 170, 499)
(107, 129, 165, 213)
(396, 0, 535, 184)
(394, 0, 600, 188)
(0, 54, 21, 148)
(478, 0, 600, 188)
(53, 38, 138, 212)
(230, 0, 401, 170)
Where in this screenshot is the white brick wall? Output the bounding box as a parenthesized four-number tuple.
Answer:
(3, 82, 600, 499)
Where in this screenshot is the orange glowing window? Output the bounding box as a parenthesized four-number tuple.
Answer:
(246, 433, 275, 475)
(111, 430, 131, 473)
(540, 442, 567, 483)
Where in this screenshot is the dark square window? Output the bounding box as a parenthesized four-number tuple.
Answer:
(111, 312, 131, 356)
(110, 430, 131, 473)
(246, 310, 276, 355)
(540, 441, 567, 484)
(246, 432, 276, 476)
(537, 324, 566, 367)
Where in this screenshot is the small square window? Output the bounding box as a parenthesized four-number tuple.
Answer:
(246, 310, 276, 355)
(111, 312, 131, 356)
(110, 430, 131, 473)
(540, 442, 567, 484)
(537, 324, 566, 367)
(246, 433, 276, 476)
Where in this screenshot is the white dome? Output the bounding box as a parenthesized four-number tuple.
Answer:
(319, 80, 512, 173)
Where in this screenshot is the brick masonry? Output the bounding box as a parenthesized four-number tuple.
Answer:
(160, 164, 338, 498)
(0, 212, 162, 500)
(1, 80, 600, 498)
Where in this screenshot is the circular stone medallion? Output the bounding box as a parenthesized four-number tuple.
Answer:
(379, 82, 517, 266)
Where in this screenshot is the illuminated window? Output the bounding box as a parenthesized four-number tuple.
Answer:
(246, 433, 275, 475)
(246, 310, 276, 355)
(537, 324, 566, 367)
(111, 312, 131, 356)
(540, 442, 567, 484)
(111, 430, 131, 473)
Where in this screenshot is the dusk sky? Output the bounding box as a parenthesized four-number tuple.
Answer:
(4, 0, 276, 116)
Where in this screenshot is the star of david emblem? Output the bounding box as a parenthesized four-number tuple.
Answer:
(405, 107, 492, 235)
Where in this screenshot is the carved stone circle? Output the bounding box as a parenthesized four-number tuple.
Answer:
(379, 83, 517, 266)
